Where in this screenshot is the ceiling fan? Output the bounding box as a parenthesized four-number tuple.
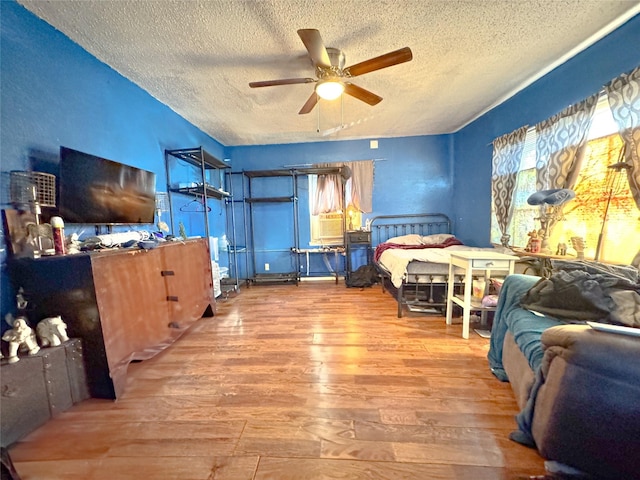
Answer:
(249, 29, 413, 114)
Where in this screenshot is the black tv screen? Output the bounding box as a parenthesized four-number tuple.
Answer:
(58, 147, 156, 224)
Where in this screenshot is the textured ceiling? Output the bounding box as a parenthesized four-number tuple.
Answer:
(18, 0, 640, 146)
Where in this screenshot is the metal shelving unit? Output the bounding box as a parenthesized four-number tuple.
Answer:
(221, 171, 245, 295)
(165, 147, 242, 296)
(165, 147, 230, 240)
(240, 165, 351, 285)
(244, 169, 299, 285)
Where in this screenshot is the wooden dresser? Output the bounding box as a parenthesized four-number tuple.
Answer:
(7, 239, 214, 399)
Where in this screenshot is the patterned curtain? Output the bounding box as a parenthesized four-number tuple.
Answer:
(605, 65, 640, 209)
(491, 126, 528, 246)
(535, 93, 599, 191)
(534, 94, 598, 239)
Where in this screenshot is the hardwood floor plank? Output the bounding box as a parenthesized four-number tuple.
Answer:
(253, 457, 539, 480)
(106, 438, 238, 458)
(9, 282, 545, 478)
(87, 456, 218, 480)
(2, 460, 97, 480)
(208, 456, 260, 480)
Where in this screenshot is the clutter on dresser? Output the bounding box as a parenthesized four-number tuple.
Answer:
(3, 170, 57, 258)
(1, 209, 54, 258)
(1, 207, 171, 258)
(50, 216, 66, 255)
(80, 229, 155, 249)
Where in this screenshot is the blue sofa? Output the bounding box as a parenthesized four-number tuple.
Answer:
(489, 272, 640, 479)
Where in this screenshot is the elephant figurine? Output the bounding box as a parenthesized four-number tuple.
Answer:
(2, 316, 40, 363)
(36, 315, 69, 347)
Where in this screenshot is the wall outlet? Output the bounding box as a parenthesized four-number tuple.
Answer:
(264, 263, 270, 271)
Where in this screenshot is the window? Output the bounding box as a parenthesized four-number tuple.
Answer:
(490, 129, 538, 248)
(491, 93, 640, 265)
(308, 175, 362, 246)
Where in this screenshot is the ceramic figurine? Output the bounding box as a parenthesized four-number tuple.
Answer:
(525, 230, 541, 253)
(2, 315, 40, 363)
(556, 242, 568, 256)
(571, 236, 586, 260)
(37, 315, 69, 347)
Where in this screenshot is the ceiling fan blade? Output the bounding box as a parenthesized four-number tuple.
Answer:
(344, 47, 413, 77)
(250, 78, 315, 88)
(297, 29, 331, 68)
(344, 83, 382, 106)
(298, 92, 318, 115)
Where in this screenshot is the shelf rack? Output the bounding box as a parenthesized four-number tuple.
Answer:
(240, 165, 351, 285)
(165, 146, 230, 240)
(243, 169, 299, 285)
(165, 147, 243, 296)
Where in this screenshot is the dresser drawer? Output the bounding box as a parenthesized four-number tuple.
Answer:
(471, 259, 511, 269)
(346, 231, 371, 244)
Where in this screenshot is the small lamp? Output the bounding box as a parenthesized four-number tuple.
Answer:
(346, 204, 357, 231)
(527, 188, 576, 253)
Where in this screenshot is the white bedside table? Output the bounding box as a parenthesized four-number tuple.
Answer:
(445, 251, 518, 339)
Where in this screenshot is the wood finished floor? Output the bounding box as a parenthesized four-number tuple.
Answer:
(9, 281, 545, 479)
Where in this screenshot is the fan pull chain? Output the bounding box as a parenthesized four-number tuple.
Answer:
(316, 94, 320, 133)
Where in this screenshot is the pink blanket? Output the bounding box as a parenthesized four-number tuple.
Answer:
(374, 236, 464, 262)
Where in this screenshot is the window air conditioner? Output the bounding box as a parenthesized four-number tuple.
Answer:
(319, 213, 344, 240)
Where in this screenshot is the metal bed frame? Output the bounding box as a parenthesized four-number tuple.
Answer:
(369, 213, 461, 317)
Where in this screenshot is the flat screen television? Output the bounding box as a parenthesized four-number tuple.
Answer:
(58, 146, 157, 225)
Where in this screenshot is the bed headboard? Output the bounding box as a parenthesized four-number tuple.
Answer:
(368, 213, 452, 246)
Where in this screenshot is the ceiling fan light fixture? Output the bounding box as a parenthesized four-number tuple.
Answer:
(316, 79, 345, 100)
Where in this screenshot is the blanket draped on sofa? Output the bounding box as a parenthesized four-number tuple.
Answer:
(488, 274, 561, 381)
(520, 262, 640, 327)
(489, 262, 640, 448)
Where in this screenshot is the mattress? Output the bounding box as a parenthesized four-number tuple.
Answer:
(378, 245, 499, 288)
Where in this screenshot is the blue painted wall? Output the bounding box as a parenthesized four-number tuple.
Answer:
(0, 1, 226, 324)
(452, 14, 640, 246)
(226, 135, 453, 276)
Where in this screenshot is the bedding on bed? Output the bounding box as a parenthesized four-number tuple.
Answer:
(375, 236, 500, 288)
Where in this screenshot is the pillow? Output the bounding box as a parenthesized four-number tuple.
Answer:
(385, 234, 423, 245)
(421, 233, 454, 245)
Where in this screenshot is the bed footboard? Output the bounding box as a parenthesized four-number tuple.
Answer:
(369, 213, 457, 317)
